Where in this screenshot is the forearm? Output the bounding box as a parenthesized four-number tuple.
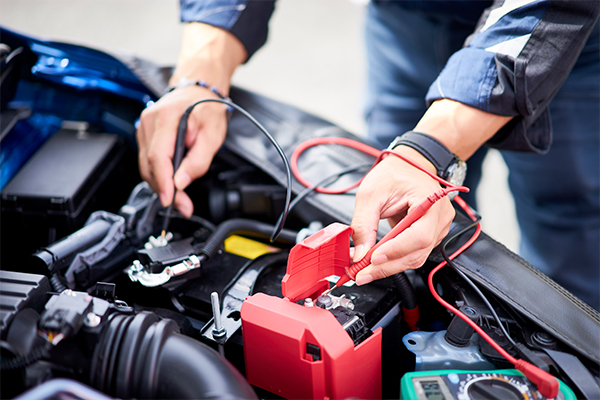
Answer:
(170, 23, 248, 94)
(413, 99, 512, 161)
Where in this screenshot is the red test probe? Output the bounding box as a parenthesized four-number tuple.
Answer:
(323, 186, 466, 295)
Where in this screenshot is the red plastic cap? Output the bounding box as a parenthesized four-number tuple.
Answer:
(282, 223, 352, 303)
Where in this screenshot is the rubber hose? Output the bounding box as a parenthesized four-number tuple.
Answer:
(391, 272, 417, 310)
(199, 218, 298, 261)
(91, 312, 257, 400)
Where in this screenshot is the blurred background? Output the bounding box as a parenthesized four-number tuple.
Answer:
(0, 0, 519, 251)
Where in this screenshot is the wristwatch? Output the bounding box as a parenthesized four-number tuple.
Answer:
(388, 131, 467, 187)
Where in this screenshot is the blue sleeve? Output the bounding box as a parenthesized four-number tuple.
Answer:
(180, 0, 275, 60)
(426, 0, 599, 153)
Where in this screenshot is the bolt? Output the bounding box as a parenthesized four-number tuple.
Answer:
(316, 295, 333, 309)
(84, 295, 93, 302)
(131, 260, 143, 272)
(211, 292, 226, 339)
(532, 331, 556, 348)
(339, 297, 355, 310)
(304, 298, 314, 307)
(84, 312, 101, 328)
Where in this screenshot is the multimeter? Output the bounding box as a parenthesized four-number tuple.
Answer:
(401, 369, 576, 400)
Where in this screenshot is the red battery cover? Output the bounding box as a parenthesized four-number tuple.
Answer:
(241, 223, 382, 399)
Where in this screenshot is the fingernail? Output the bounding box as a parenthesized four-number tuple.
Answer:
(356, 273, 373, 286)
(371, 253, 388, 265)
(353, 244, 366, 262)
(174, 171, 191, 190)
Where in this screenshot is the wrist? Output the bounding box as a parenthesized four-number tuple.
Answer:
(414, 99, 512, 160)
(389, 131, 467, 187)
(169, 23, 247, 95)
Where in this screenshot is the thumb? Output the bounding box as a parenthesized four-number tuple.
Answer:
(173, 119, 225, 191)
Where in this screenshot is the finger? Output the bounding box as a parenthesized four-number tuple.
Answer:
(370, 201, 454, 269)
(174, 189, 194, 218)
(147, 119, 177, 207)
(354, 225, 436, 285)
(136, 110, 155, 190)
(351, 190, 382, 262)
(174, 113, 226, 191)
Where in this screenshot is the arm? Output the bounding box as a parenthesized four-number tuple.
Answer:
(137, 0, 275, 217)
(351, 0, 599, 284)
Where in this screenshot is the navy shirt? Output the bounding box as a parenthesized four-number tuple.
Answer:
(180, 0, 599, 153)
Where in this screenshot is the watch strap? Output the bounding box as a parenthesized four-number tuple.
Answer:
(388, 131, 456, 178)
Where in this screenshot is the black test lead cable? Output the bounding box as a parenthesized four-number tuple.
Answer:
(287, 163, 372, 214)
(161, 98, 292, 242)
(440, 215, 518, 347)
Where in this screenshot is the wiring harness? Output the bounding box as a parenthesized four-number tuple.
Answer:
(290, 135, 559, 399)
(169, 99, 559, 398)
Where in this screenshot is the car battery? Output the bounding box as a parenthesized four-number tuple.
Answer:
(1, 128, 132, 270)
(241, 223, 402, 399)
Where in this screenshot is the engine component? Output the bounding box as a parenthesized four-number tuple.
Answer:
(91, 312, 257, 399)
(241, 222, 384, 399)
(40, 289, 103, 337)
(403, 330, 495, 371)
(118, 181, 162, 244)
(0, 270, 50, 336)
(400, 369, 576, 400)
(201, 252, 289, 343)
(1, 275, 258, 400)
(14, 378, 116, 400)
(32, 217, 112, 273)
(125, 255, 202, 288)
(444, 305, 480, 347)
(125, 218, 298, 288)
(242, 293, 382, 400)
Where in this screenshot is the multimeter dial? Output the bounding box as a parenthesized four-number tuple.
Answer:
(463, 374, 530, 400)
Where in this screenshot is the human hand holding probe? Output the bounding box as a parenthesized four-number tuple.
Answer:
(322, 185, 467, 297)
(137, 23, 246, 219)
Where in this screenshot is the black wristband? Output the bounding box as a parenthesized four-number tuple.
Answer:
(388, 131, 456, 178)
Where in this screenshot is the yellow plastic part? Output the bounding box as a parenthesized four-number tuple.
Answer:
(224, 235, 280, 259)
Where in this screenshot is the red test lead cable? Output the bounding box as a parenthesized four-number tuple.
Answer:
(428, 200, 559, 399)
(292, 136, 560, 398)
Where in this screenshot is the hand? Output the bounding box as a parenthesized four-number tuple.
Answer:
(350, 99, 513, 285)
(135, 23, 247, 217)
(137, 85, 228, 217)
(350, 146, 455, 285)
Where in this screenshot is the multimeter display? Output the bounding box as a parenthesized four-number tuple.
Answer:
(420, 380, 446, 400)
(401, 369, 576, 400)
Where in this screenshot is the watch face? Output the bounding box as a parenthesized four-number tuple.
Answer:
(447, 160, 467, 187)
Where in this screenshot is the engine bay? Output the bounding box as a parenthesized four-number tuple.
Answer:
(1, 26, 599, 400)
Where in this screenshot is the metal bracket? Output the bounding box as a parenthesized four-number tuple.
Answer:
(125, 255, 201, 288)
(202, 263, 266, 342)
